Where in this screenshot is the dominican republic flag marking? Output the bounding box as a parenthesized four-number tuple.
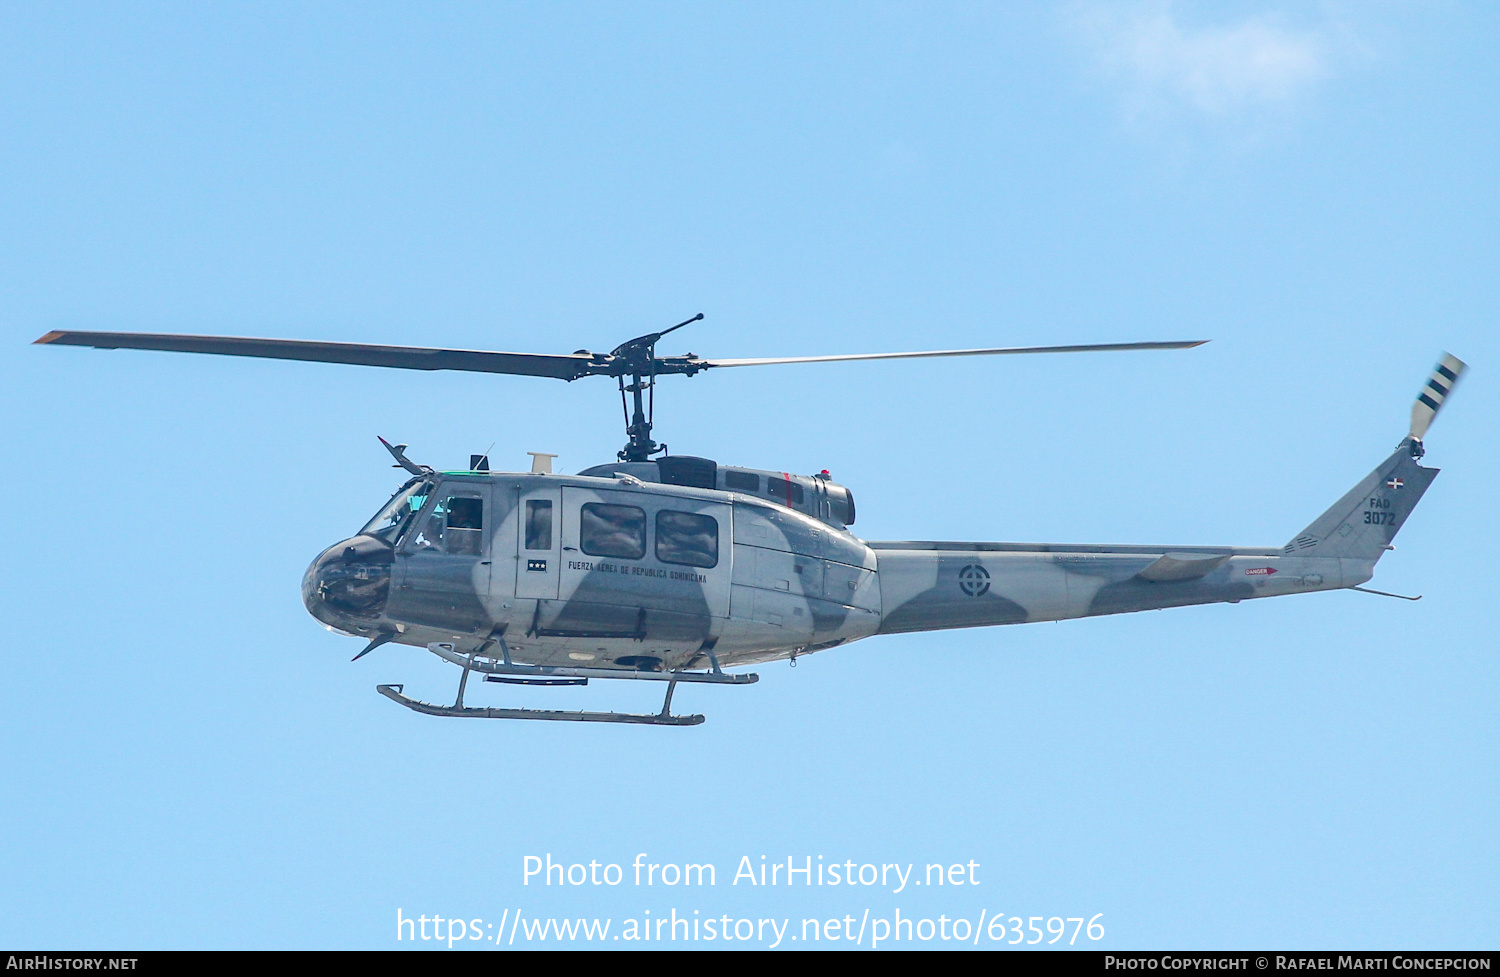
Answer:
(1387, 477, 1404, 489)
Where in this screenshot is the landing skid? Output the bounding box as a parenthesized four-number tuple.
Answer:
(377, 684, 704, 725)
(373, 639, 753, 725)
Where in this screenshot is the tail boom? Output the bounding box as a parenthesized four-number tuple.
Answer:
(867, 355, 1456, 635)
(869, 543, 1348, 634)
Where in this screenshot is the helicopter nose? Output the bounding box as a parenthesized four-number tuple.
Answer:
(302, 535, 394, 628)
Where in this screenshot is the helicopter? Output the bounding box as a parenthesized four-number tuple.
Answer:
(34, 319, 1465, 726)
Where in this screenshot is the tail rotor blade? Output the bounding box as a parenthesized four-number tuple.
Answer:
(1409, 352, 1466, 442)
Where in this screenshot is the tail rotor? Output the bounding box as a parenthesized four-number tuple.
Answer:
(1407, 352, 1466, 457)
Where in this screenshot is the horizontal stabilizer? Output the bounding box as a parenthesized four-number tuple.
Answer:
(1136, 552, 1232, 582)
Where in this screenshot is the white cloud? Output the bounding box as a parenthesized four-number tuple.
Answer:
(1073, 2, 1337, 122)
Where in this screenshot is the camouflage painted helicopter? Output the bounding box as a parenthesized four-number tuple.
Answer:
(35, 321, 1464, 726)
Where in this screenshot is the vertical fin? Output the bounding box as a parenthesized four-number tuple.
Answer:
(1285, 450, 1437, 560)
(1288, 353, 1463, 560)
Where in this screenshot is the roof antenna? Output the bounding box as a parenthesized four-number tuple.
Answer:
(470, 441, 496, 472)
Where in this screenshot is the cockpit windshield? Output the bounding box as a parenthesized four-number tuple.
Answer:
(359, 479, 434, 544)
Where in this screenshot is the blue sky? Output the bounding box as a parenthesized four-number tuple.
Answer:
(3, 1, 1495, 950)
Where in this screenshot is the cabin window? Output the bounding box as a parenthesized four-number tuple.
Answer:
(580, 503, 646, 560)
(724, 470, 760, 492)
(656, 510, 718, 569)
(524, 500, 553, 550)
(767, 477, 804, 506)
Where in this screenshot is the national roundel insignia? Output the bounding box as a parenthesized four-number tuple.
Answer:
(958, 564, 991, 597)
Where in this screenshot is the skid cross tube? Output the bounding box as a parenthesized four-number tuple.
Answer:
(424, 642, 758, 684)
(375, 642, 757, 724)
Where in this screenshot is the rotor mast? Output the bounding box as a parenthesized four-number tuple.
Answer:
(613, 313, 703, 462)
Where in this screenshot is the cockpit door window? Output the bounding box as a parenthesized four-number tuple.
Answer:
(445, 497, 484, 555)
(409, 494, 485, 556)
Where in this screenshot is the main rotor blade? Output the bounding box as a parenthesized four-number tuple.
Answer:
(33, 331, 598, 381)
(698, 340, 1208, 369)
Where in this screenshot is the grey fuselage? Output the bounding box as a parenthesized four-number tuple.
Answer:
(303, 448, 1432, 670)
